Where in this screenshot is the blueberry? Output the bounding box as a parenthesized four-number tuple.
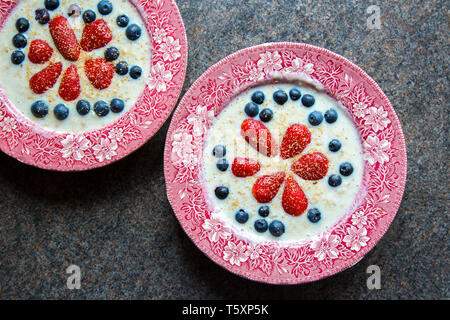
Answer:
(116, 14, 129, 28)
(54, 104, 69, 120)
(126, 24, 142, 41)
(216, 158, 229, 172)
(76, 100, 91, 115)
(11, 50, 25, 65)
(31, 100, 49, 118)
(307, 208, 321, 223)
(254, 219, 268, 232)
(12, 34, 27, 48)
(259, 108, 273, 122)
(244, 102, 259, 117)
(308, 111, 323, 126)
(105, 47, 120, 61)
(258, 205, 270, 217)
(251, 91, 265, 104)
(301, 94, 315, 107)
(328, 174, 342, 187)
(269, 220, 285, 237)
(115, 61, 128, 75)
(273, 90, 288, 105)
(235, 209, 249, 224)
(328, 139, 342, 152)
(339, 162, 354, 176)
(129, 66, 142, 79)
(15, 18, 30, 33)
(35, 9, 50, 25)
(214, 186, 229, 200)
(110, 98, 125, 113)
(212, 145, 226, 157)
(289, 88, 301, 101)
(98, 0, 113, 15)
(82, 10, 96, 23)
(45, 0, 59, 10)
(94, 101, 110, 117)
(324, 109, 338, 123)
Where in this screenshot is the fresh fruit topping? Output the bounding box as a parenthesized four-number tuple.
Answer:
(110, 98, 125, 113)
(235, 209, 249, 224)
(129, 66, 142, 79)
(308, 111, 323, 126)
(105, 47, 120, 61)
(254, 218, 268, 232)
(216, 158, 229, 172)
(307, 208, 321, 223)
(301, 94, 315, 107)
(58, 64, 81, 101)
(289, 88, 301, 101)
(273, 89, 288, 105)
(16, 18, 30, 33)
(76, 100, 91, 115)
(231, 157, 261, 177)
(251, 91, 265, 104)
(68, 4, 81, 17)
(35, 9, 50, 25)
(282, 176, 308, 216)
(324, 108, 338, 123)
(241, 118, 277, 157)
(11, 50, 25, 65)
(291, 152, 329, 181)
(12, 33, 27, 48)
(252, 172, 285, 203)
(328, 139, 341, 152)
(84, 58, 114, 90)
(115, 61, 128, 75)
(126, 24, 142, 41)
(269, 220, 285, 237)
(212, 145, 226, 157)
(28, 39, 53, 64)
(244, 102, 259, 117)
(258, 205, 270, 217)
(328, 174, 342, 187)
(98, 1, 113, 15)
(29, 62, 62, 94)
(116, 14, 129, 28)
(49, 16, 80, 61)
(339, 162, 354, 176)
(80, 19, 113, 52)
(31, 100, 49, 118)
(45, 0, 60, 11)
(280, 123, 311, 159)
(82, 10, 96, 23)
(259, 108, 273, 122)
(94, 101, 110, 117)
(215, 186, 229, 200)
(54, 103, 69, 120)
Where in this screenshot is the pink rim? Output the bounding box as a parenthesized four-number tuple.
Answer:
(0, 0, 187, 171)
(164, 42, 407, 284)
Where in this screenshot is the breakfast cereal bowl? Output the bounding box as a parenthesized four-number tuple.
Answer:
(0, 0, 187, 170)
(164, 43, 407, 284)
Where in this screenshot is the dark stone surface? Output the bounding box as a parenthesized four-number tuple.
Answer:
(0, 0, 448, 299)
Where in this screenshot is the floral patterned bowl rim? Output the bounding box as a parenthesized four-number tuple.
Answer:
(164, 42, 407, 284)
(0, 0, 187, 171)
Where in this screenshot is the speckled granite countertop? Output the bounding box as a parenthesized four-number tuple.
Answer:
(0, 0, 448, 299)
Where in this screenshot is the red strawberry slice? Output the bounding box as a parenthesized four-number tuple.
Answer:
(80, 19, 113, 52)
(231, 157, 261, 177)
(58, 64, 81, 101)
(29, 62, 63, 94)
(252, 172, 285, 203)
(291, 152, 329, 181)
(280, 124, 311, 159)
(28, 39, 53, 64)
(282, 176, 308, 216)
(241, 119, 277, 157)
(84, 58, 114, 90)
(49, 16, 80, 61)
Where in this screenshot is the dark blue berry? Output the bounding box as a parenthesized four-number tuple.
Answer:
(105, 47, 120, 61)
(289, 88, 301, 101)
(116, 14, 129, 28)
(244, 102, 259, 117)
(76, 100, 90, 115)
(98, 0, 113, 15)
(126, 24, 142, 41)
(258, 205, 270, 217)
(130, 66, 142, 79)
(307, 208, 321, 223)
(15, 18, 30, 33)
(94, 101, 110, 117)
(251, 91, 265, 104)
(259, 108, 273, 122)
(324, 109, 338, 123)
(110, 98, 125, 113)
(301, 94, 315, 107)
(216, 158, 229, 172)
(45, 0, 60, 10)
(82, 10, 96, 23)
(212, 145, 226, 157)
(35, 9, 50, 25)
(339, 162, 354, 176)
(54, 104, 69, 120)
(328, 139, 342, 152)
(11, 50, 25, 65)
(12, 34, 27, 48)
(215, 186, 229, 200)
(31, 100, 49, 118)
(115, 61, 128, 75)
(254, 219, 268, 232)
(328, 174, 342, 187)
(273, 90, 288, 105)
(308, 111, 323, 126)
(235, 209, 249, 224)
(269, 220, 285, 237)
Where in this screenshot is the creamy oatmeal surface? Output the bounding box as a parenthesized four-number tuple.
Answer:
(202, 83, 365, 243)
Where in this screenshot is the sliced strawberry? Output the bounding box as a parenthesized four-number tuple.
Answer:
(241, 119, 277, 157)
(280, 124, 311, 159)
(28, 39, 53, 64)
(252, 172, 285, 203)
(58, 64, 81, 101)
(80, 19, 113, 52)
(291, 152, 329, 180)
(282, 176, 308, 216)
(49, 16, 80, 61)
(29, 62, 63, 94)
(84, 58, 114, 90)
(231, 157, 261, 177)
